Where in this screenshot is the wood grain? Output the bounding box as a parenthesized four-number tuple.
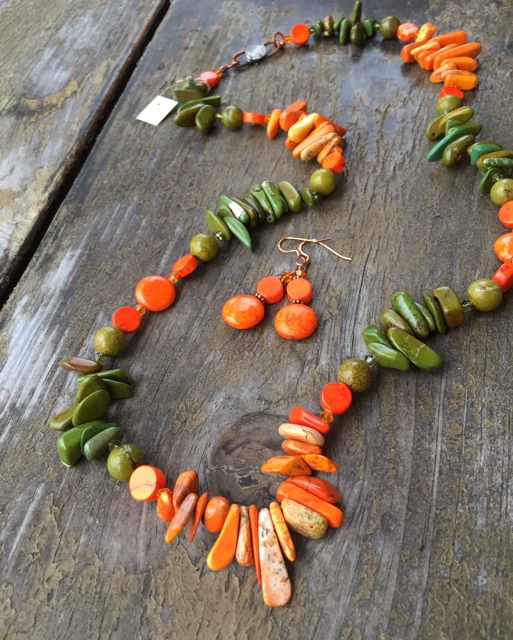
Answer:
(0, 0, 167, 299)
(1, 0, 513, 638)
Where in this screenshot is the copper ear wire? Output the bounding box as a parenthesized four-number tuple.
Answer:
(277, 236, 352, 270)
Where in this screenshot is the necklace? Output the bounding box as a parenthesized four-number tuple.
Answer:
(46, 4, 513, 610)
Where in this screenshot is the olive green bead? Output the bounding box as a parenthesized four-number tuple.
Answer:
(391, 291, 430, 338)
(379, 16, 401, 38)
(72, 389, 110, 426)
(422, 294, 447, 334)
(74, 374, 107, 404)
(189, 233, 218, 261)
(56, 424, 90, 466)
(93, 326, 126, 357)
(104, 379, 133, 399)
(466, 279, 503, 312)
(350, 22, 365, 46)
(221, 105, 243, 130)
(310, 20, 323, 37)
(337, 358, 373, 393)
(310, 169, 336, 196)
(379, 308, 413, 335)
(107, 444, 145, 481)
(414, 302, 436, 332)
(362, 323, 391, 349)
(387, 328, 443, 371)
(49, 404, 77, 431)
(300, 187, 315, 206)
(195, 104, 216, 134)
(95, 368, 133, 384)
(322, 16, 334, 36)
(436, 95, 463, 115)
(367, 342, 410, 371)
(480, 168, 504, 194)
(83, 426, 122, 461)
(490, 178, 513, 206)
(432, 286, 464, 327)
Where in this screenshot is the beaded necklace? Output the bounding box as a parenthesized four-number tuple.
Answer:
(48, 3, 513, 609)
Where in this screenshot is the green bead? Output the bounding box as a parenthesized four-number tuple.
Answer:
(338, 18, 350, 44)
(436, 95, 463, 115)
(310, 169, 336, 196)
(379, 309, 414, 335)
(490, 178, 513, 206)
(95, 368, 133, 384)
(190, 233, 218, 261)
(350, 22, 365, 46)
(300, 187, 315, 206)
(219, 195, 250, 225)
(72, 389, 110, 427)
(363, 18, 378, 37)
(104, 379, 133, 399)
(337, 358, 372, 392)
(173, 83, 204, 104)
(469, 143, 503, 165)
(414, 302, 436, 332)
(426, 128, 465, 163)
(107, 444, 145, 481)
(348, 0, 362, 26)
(466, 278, 503, 312)
(223, 217, 252, 250)
(367, 342, 410, 371)
(479, 168, 504, 194)
(442, 134, 475, 167)
(422, 294, 447, 334)
(74, 374, 107, 404)
(333, 18, 343, 32)
(221, 105, 243, 130)
(362, 323, 391, 348)
(444, 118, 464, 133)
(49, 405, 77, 432)
(310, 20, 323, 37)
(391, 292, 430, 338)
(177, 95, 221, 111)
(244, 193, 267, 223)
(448, 122, 482, 137)
(480, 158, 513, 177)
(195, 105, 216, 134)
(231, 196, 258, 227)
(83, 426, 123, 461)
(322, 16, 334, 36)
(426, 114, 446, 141)
(93, 326, 126, 357)
(261, 181, 285, 219)
(205, 210, 231, 241)
(432, 286, 464, 327)
(80, 421, 112, 455)
(174, 103, 204, 127)
(439, 107, 474, 131)
(379, 16, 401, 38)
(278, 181, 303, 213)
(56, 424, 91, 466)
(387, 328, 443, 371)
(250, 184, 275, 222)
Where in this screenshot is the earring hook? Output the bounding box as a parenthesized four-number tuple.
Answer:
(277, 237, 352, 266)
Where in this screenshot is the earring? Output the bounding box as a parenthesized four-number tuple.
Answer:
(221, 237, 351, 340)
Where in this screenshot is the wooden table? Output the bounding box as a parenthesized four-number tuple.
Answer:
(1, 1, 512, 638)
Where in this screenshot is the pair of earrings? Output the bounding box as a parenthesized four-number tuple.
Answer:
(222, 237, 351, 340)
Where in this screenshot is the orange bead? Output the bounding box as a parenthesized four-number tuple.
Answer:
(274, 304, 317, 340)
(129, 465, 166, 502)
(112, 306, 141, 333)
(287, 476, 341, 505)
(261, 455, 312, 476)
(256, 276, 284, 304)
(284, 137, 298, 150)
(320, 382, 352, 415)
(438, 85, 465, 100)
(321, 150, 345, 174)
(397, 22, 419, 41)
(279, 110, 303, 132)
(289, 405, 330, 434)
(266, 109, 282, 138)
(242, 112, 266, 125)
(156, 488, 175, 522)
(248, 504, 262, 584)
(498, 201, 513, 229)
(172, 253, 198, 278)
(222, 294, 265, 329)
(198, 70, 220, 88)
(289, 23, 310, 45)
(492, 263, 513, 292)
(281, 439, 322, 456)
(302, 454, 338, 473)
(203, 496, 230, 533)
(135, 275, 176, 311)
(494, 233, 513, 264)
(286, 278, 312, 303)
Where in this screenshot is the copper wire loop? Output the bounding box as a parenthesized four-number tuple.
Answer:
(220, 31, 287, 72)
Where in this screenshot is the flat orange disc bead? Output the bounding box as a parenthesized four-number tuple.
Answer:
(112, 306, 141, 333)
(222, 294, 265, 329)
(242, 112, 266, 125)
(320, 382, 352, 415)
(274, 304, 317, 340)
(257, 276, 284, 304)
(494, 233, 513, 264)
(198, 70, 220, 88)
(172, 253, 198, 278)
(286, 278, 312, 303)
(498, 201, 513, 229)
(135, 275, 176, 311)
(129, 465, 166, 502)
(290, 23, 310, 45)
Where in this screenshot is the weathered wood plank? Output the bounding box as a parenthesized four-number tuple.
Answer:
(1, 1, 513, 638)
(0, 0, 168, 300)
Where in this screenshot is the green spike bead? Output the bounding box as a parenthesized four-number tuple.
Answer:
(104, 380, 133, 400)
(244, 193, 267, 224)
(432, 286, 464, 327)
(205, 210, 231, 241)
(93, 326, 126, 357)
(250, 184, 275, 222)
(333, 18, 343, 32)
(387, 328, 443, 371)
(219, 195, 250, 225)
(83, 426, 123, 461)
(338, 18, 350, 44)
(348, 1, 362, 26)
(322, 16, 334, 36)
(466, 279, 503, 312)
(190, 233, 218, 261)
(436, 95, 463, 115)
(422, 294, 447, 334)
(195, 105, 217, 134)
(49, 405, 77, 432)
(391, 292, 430, 338)
(367, 342, 411, 371)
(479, 168, 504, 194)
(94, 368, 133, 384)
(177, 95, 221, 112)
(490, 178, 513, 206)
(59, 356, 102, 374)
(350, 22, 365, 45)
(469, 143, 503, 166)
(337, 358, 373, 392)
(363, 18, 378, 37)
(231, 196, 258, 227)
(300, 187, 315, 206)
(444, 118, 464, 133)
(173, 81, 204, 104)
(379, 16, 401, 38)
(414, 302, 436, 332)
(438, 106, 474, 131)
(221, 105, 244, 130)
(223, 217, 252, 250)
(481, 158, 513, 178)
(467, 139, 502, 155)
(379, 309, 414, 335)
(72, 389, 110, 427)
(362, 323, 392, 349)
(261, 181, 285, 219)
(426, 115, 446, 141)
(278, 181, 303, 213)
(477, 150, 513, 172)
(447, 122, 482, 137)
(56, 424, 91, 466)
(80, 421, 113, 455)
(426, 128, 465, 162)
(442, 134, 475, 167)
(174, 103, 204, 127)
(74, 374, 107, 404)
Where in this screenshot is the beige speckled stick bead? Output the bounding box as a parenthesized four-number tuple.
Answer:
(258, 508, 292, 607)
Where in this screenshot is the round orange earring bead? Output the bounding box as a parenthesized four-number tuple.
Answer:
(274, 304, 317, 339)
(222, 294, 265, 329)
(286, 278, 313, 303)
(135, 275, 176, 311)
(256, 276, 285, 304)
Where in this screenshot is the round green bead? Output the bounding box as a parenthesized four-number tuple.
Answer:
(93, 326, 126, 357)
(490, 178, 513, 206)
(436, 95, 463, 115)
(466, 278, 503, 312)
(190, 233, 218, 261)
(337, 358, 373, 393)
(310, 169, 337, 196)
(107, 444, 144, 481)
(221, 105, 243, 130)
(379, 16, 400, 39)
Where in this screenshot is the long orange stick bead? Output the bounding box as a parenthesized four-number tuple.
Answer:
(302, 454, 338, 473)
(187, 491, 210, 543)
(235, 506, 254, 566)
(287, 476, 341, 504)
(206, 503, 240, 570)
(276, 481, 343, 528)
(165, 493, 198, 543)
(258, 508, 292, 607)
(249, 504, 262, 584)
(269, 502, 296, 562)
(172, 470, 199, 511)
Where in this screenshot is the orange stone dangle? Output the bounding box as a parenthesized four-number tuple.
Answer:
(221, 275, 285, 330)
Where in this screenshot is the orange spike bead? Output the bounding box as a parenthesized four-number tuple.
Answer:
(302, 454, 338, 473)
(281, 439, 322, 456)
(235, 506, 254, 567)
(165, 493, 198, 544)
(416, 22, 436, 41)
(172, 470, 199, 511)
(249, 504, 262, 584)
(261, 455, 312, 476)
(206, 503, 241, 570)
(276, 481, 343, 528)
(187, 491, 210, 543)
(112, 306, 142, 333)
(289, 406, 330, 434)
(287, 476, 341, 504)
(270, 502, 296, 562)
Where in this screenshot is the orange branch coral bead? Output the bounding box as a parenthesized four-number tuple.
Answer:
(320, 382, 352, 415)
(135, 275, 176, 311)
(112, 306, 142, 333)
